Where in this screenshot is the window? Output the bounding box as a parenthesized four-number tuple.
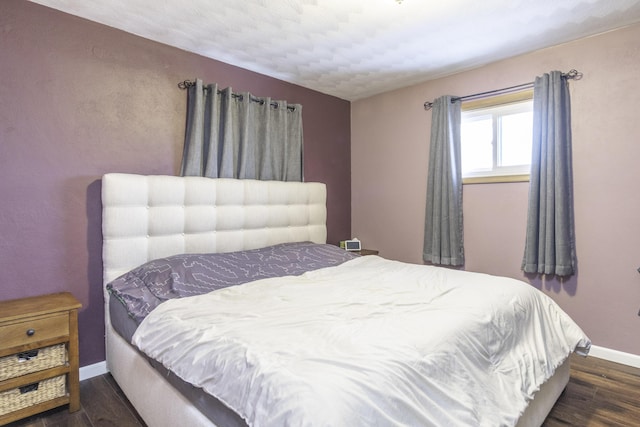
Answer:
(461, 90, 533, 184)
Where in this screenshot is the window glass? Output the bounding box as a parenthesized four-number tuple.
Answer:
(461, 91, 533, 183)
(461, 114, 492, 174)
(499, 110, 533, 167)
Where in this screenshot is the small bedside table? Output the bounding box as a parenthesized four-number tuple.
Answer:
(355, 249, 379, 256)
(0, 292, 81, 425)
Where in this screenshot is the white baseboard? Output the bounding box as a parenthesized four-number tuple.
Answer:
(587, 345, 640, 369)
(79, 360, 108, 381)
(77, 345, 639, 382)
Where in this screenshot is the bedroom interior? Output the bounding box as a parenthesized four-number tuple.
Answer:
(2, 0, 640, 425)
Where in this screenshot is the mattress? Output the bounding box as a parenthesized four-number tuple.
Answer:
(130, 255, 590, 426)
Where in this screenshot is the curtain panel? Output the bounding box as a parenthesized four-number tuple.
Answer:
(423, 96, 465, 266)
(181, 79, 303, 181)
(522, 71, 576, 276)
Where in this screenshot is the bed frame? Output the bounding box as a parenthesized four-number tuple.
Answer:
(101, 173, 569, 427)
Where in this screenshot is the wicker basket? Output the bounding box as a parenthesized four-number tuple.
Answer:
(0, 345, 67, 381)
(0, 375, 66, 416)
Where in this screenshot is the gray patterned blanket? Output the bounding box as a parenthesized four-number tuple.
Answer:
(107, 242, 358, 323)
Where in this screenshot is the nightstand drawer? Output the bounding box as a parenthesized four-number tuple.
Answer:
(0, 375, 66, 417)
(0, 344, 67, 381)
(0, 314, 69, 351)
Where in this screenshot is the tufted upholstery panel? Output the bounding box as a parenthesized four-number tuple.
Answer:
(102, 173, 327, 285)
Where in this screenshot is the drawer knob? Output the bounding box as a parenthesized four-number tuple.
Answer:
(26, 328, 36, 336)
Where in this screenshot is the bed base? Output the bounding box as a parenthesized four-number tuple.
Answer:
(107, 321, 568, 427)
(106, 325, 215, 427)
(106, 326, 215, 427)
(516, 359, 569, 427)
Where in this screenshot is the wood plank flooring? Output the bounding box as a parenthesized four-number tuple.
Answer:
(543, 355, 640, 426)
(5, 354, 640, 426)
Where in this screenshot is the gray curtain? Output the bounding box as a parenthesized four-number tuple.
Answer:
(181, 79, 303, 181)
(522, 71, 576, 276)
(423, 96, 465, 266)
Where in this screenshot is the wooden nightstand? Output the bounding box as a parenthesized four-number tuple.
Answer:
(356, 249, 379, 256)
(0, 292, 81, 425)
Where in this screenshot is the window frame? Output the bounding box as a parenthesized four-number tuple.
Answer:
(461, 89, 534, 185)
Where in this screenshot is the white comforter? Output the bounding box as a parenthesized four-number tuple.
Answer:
(132, 256, 590, 427)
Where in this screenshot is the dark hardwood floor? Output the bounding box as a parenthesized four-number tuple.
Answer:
(543, 354, 640, 426)
(5, 354, 640, 426)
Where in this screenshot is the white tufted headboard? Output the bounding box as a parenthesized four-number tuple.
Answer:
(101, 173, 327, 286)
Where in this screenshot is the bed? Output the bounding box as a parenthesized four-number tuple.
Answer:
(101, 173, 590, 427)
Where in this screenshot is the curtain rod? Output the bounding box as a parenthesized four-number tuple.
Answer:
(178, 80, 296, 112)
(423, 69, 582, 111)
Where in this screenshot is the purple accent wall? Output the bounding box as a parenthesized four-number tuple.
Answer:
(0, 0, 351, 366)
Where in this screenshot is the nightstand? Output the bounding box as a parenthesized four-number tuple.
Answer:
(0, 292, 81, 425)
(356, 249, 379, 256)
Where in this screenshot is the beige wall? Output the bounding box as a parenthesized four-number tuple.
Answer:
(352, 24, 640, 356)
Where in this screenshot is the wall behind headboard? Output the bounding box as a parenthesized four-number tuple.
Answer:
(0, 0, 351, 366)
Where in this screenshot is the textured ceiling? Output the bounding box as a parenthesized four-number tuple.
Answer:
(29, 0, 640, 101)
